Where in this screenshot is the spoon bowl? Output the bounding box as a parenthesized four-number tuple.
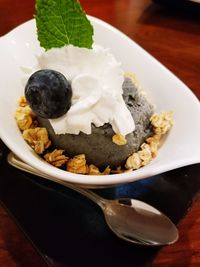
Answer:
(7, 152, 179, 246)
(104, 199, 178, 245)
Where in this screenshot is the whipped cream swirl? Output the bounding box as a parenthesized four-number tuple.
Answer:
(32, 45, 135, 135)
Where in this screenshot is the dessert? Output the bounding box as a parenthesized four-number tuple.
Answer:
(15, 0, 173, 174)
(36, 75, 154, 168)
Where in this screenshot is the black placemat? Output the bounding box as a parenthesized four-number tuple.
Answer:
(0, 141, 200, 267)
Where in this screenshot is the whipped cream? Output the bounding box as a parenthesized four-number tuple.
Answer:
(32, 45, 135, 135)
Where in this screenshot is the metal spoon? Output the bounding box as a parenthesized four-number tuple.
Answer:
(7, 152, 178, 246)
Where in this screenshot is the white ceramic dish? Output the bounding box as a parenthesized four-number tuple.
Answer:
(0, 17, 200, 187)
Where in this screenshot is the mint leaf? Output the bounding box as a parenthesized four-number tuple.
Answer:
(35, 0, 94, 50)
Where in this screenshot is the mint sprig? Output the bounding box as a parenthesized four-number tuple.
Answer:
(35, 0, 94, 50)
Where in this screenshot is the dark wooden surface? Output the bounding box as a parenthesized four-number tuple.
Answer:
(0, 0, 200, 266)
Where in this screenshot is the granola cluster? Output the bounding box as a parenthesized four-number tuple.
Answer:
(15, 104, 36, 131)
(112, 133, 127, 146)
(150, 112, 173, 135)
(15, 97, 173, 175)
(66, 154, 111, 175)
(125, 112, 173, 170)
(15, 97, 51, 154)
(23, 127, 51, 154)
(44, 149, 68, 167)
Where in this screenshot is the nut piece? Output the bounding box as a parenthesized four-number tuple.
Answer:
(87, 165, 111, 175)
(16, 114, 33, 131)
(44, 149, 69, 167)
(23, 127, 51, 154)
(146, 134, 161, 158)
(138, 143, 152, 166)
(87, 164, 101, 175)
(125, 143, 153, 170)
(15, 106, 36, 131)
(15, 106, 35, 118)
(18, 96, 28, 107)
(150, 112, 173, 135)
(67, 154, 88, 174)
(112, 134, 127, 146)
(102, 166, 111, 175)
(125, 153, 142, 170)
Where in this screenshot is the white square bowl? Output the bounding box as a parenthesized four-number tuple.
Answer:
(0, 17, 200, 187)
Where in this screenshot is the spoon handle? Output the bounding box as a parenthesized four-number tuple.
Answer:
(65, 183, 107, 209)
(7, 152, 107, 209)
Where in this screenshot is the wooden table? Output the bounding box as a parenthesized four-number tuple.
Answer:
(0, 0, 200, 266)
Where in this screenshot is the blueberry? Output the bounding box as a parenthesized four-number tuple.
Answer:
(25, 69, 72, 119)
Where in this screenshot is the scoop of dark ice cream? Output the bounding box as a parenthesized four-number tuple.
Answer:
(38, 77, 154, 169)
